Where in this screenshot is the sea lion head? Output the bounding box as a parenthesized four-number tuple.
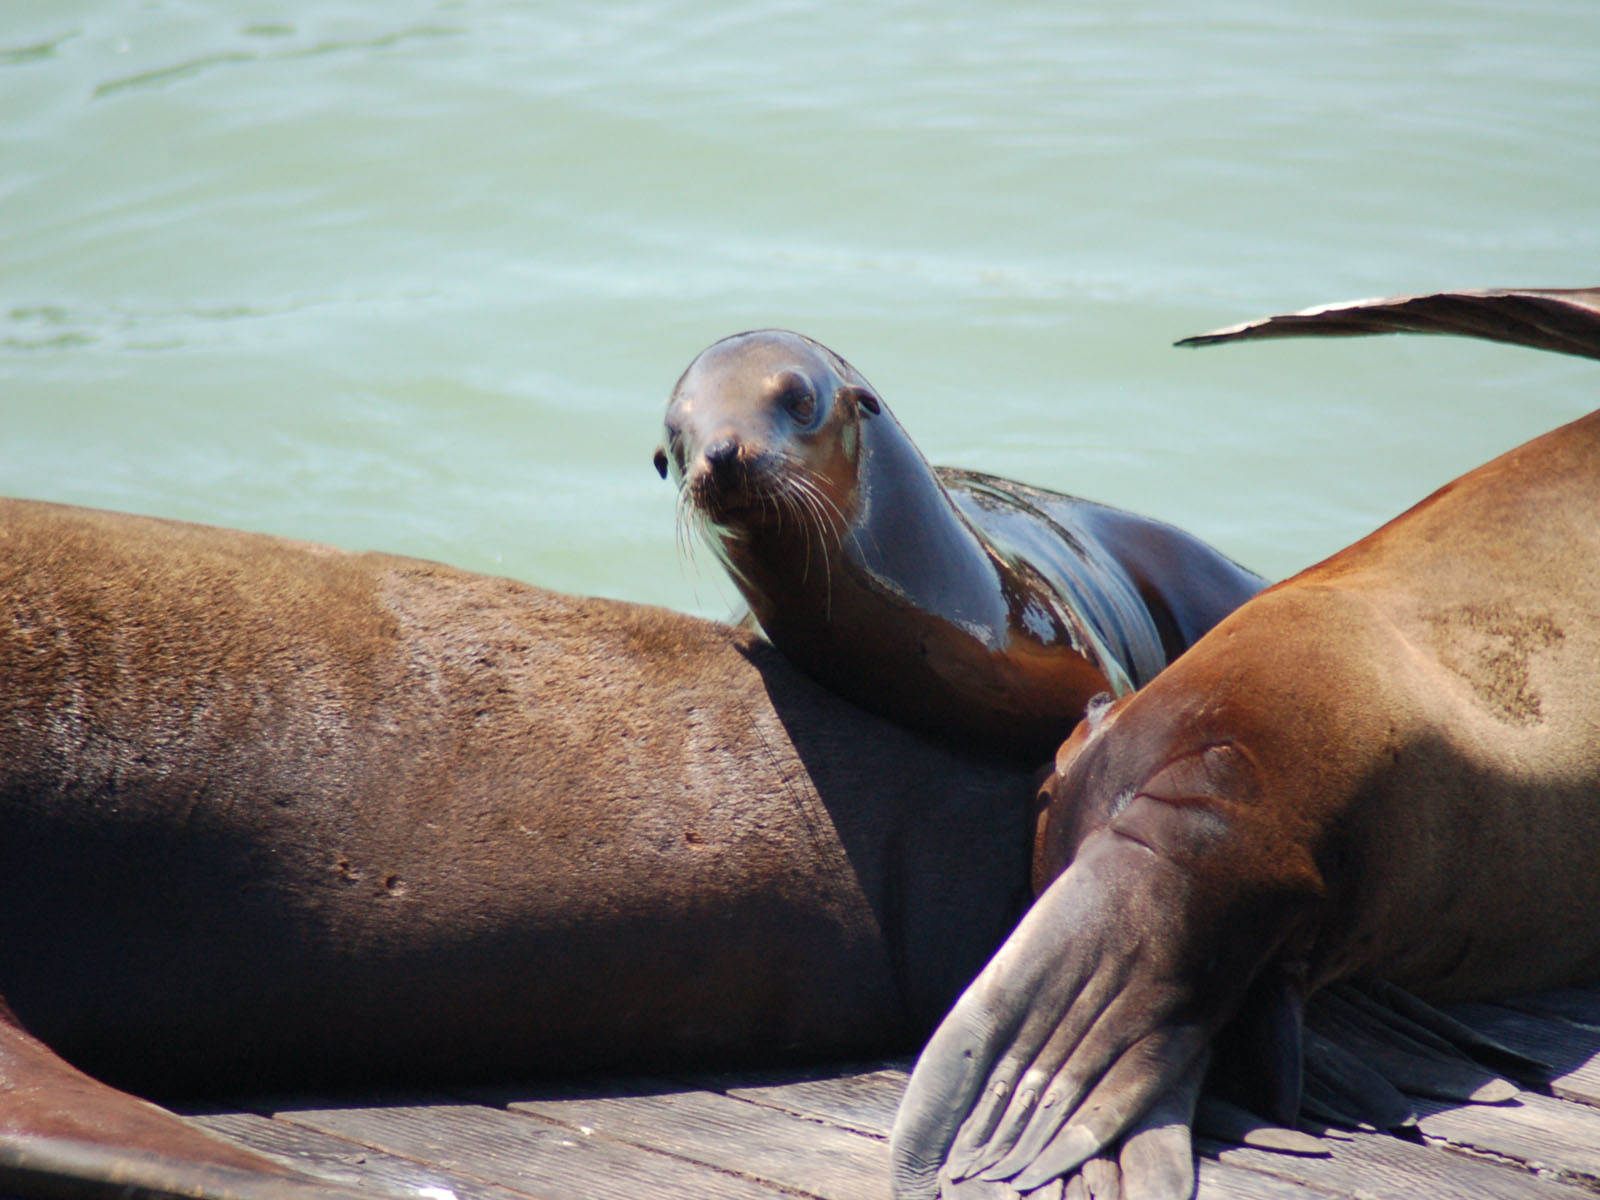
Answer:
(656, 330, 882, 539)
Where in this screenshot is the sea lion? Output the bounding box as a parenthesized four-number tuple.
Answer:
(892, 287, 1600, 1200)
(656, 330, 1265, 759)
(0, 498, 1038, 1199)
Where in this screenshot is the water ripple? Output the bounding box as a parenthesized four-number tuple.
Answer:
(93, 25, 463, 99)
(0, 30, 79, 67)
(1, 297, 353, 354)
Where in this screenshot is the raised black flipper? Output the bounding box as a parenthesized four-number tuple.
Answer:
(1355, 978, 1552, 1086)
(1304, 983, 1521, 1104)
(1177, 287, 1600, 361)
(1299, 1028, 1417, 1132)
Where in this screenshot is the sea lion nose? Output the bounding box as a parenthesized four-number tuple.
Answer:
(702, 436, 743, 484)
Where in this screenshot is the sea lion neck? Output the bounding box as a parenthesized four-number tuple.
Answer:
(720, 404, 1010, 649)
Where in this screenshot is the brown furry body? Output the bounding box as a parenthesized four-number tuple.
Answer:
(0, 498, 1035, 1189)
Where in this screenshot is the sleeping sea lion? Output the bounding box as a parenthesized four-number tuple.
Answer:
(892, 286, 1600, 1199)
(656, 329, 1265, 759)
(0, 498, 1038, 1199)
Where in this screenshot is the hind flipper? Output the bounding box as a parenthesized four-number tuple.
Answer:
(0, 1001, 373, 1200)
(1177, 287, 1600, 361)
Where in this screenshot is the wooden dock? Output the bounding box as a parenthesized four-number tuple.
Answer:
(167, 983, 1600, 1200)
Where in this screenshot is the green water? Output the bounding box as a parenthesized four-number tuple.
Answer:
(5, 1, 1598, 618)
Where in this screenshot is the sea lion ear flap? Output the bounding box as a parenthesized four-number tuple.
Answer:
(840, 384, 881, 416)
(1085, 691, 1116, 731)
(653, 446, 670, 479)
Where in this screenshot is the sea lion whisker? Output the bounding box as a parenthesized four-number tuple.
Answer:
(784, 466, 848, 585)
(679, 494, 732, 585)
(672, 494, 690, 564)
(800, 458, 876, 561)
(783, 474, 831, 586)
(784, 487, 817, 584)
(779, 451, 846, 531)
(787, 475, 840, 613)
(791, 465, 850, 547)
(779, 482, 817, 586)
(675, 489, 707, 568)
(674, 491, 691, 561)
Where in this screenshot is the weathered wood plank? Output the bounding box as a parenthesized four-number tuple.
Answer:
(1446, 1002, 1600, 1107)
(686, 1065, 1333, 1197)
(689, 1059, 910, 1138)
(1202, 1122, 1596, 1200)
(1414, 1090, 1600, 1185)
(186, 1109, 538, 1200)
(149, 995, 1600, 1200)
(194, 1083, 1333, 1200)
(1195, 1156, 1350, 1200)
(235, 1092, 795, 1200)
(468, 1078, 892, 1200)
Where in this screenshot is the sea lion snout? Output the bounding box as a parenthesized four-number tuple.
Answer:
(685, 430, 776, 517)
(700, 435, 744, 483)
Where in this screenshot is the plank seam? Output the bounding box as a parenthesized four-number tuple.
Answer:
(1416, 1124, 1600, 1191)
(481, 1102, 831, 1200)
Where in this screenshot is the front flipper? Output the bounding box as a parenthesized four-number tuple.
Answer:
(891, 831, 1242, 1200)
(1175, 286, 1600, 361)
(0, 1002, 373, 1200)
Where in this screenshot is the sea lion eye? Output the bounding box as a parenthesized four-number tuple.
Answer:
(770, 372, 818, 426)
(788, 390, 816, 424)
